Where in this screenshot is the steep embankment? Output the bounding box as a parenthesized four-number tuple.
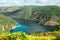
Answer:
(0, 14, 17, 31)
(0, 6, 60, 26)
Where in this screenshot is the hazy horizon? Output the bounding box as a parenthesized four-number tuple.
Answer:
(0, 0, 60, 7)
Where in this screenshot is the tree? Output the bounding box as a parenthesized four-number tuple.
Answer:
(0, 14, 17, 32)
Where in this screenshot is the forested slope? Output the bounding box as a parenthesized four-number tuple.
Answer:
(0, 14, 17, 32)
(0, 6, 60, 26)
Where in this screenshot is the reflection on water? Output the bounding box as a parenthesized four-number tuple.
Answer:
(10, 19, 57, 34)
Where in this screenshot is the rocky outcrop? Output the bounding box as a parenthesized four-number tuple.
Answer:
(44, 20, 59, 26)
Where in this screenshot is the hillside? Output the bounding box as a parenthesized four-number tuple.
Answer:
(0, 6, 60, 26)
(0, 14, 17, 32)
(0, 6, 60, 40)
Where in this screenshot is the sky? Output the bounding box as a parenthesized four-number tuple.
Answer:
(0, 0, 60, 6)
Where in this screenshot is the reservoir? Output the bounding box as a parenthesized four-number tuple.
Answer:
(10, 19, 57, 34)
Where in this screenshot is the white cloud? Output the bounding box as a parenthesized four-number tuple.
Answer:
(12, 1, 20, 4)
(47, 0, 60, 5)
(0, 0, 7, 1)
(38, 0, 48, 3)
(0, 0, 60, 6)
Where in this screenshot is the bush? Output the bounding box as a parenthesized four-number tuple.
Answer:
(0, 31, 60, 40)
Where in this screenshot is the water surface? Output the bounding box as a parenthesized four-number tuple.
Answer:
(11, 19, 56, 34)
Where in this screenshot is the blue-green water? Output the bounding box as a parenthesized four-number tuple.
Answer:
(10, 24, 28, 33)
(10, 19, 56, 34)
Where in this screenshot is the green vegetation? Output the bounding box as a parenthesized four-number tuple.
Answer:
(0, 14, 17, 32)
(0, 6, 60, 40)
(0, 31, 60, 40)
(1, 6, 60, 26)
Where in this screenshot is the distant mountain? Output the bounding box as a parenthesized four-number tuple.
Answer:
(0, 6, 60, 26)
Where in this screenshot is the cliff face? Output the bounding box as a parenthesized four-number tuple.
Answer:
(0, 6, 60, 26)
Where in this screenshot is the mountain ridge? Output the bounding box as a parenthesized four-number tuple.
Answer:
(0, 6, 60, 26)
